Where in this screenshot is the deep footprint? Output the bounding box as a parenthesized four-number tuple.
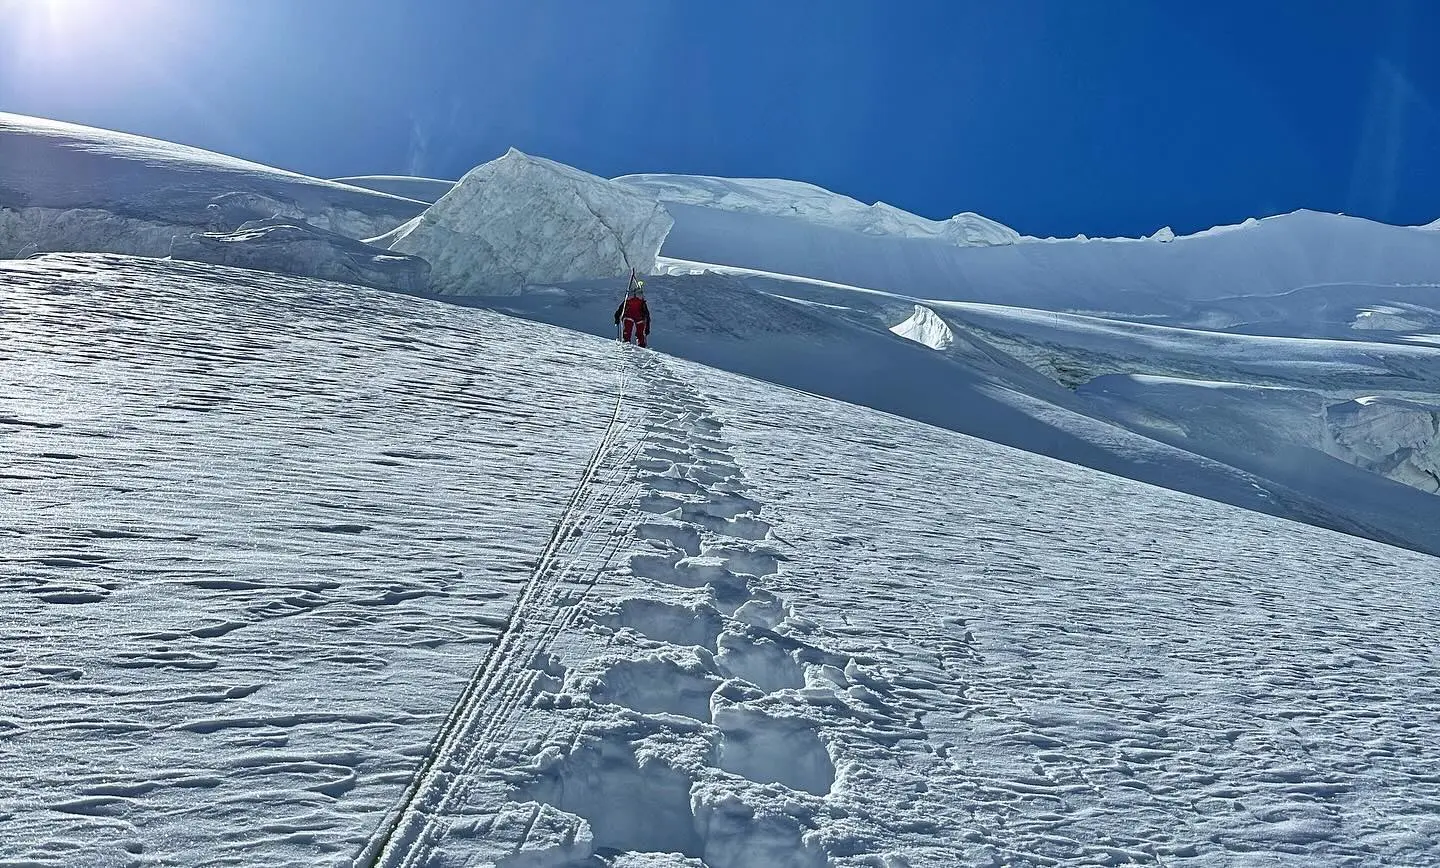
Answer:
(520, 740, 704, 858)
(598, 599, 724, 650)
(594, 654, 722, 722)
(713, 704, 835, 796)
(715, 631, 806, 693)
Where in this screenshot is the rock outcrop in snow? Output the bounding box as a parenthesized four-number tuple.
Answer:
(618, 174, 1021, 247)
(170, 218, 431, 293)
(381, 149, 674, 295)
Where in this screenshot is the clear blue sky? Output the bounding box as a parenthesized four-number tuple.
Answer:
(2, 0, 1436, 237)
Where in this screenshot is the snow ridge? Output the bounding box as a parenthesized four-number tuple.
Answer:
(618, 174, 1021, 247)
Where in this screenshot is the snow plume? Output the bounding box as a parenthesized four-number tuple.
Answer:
(381, 148, 674, 295)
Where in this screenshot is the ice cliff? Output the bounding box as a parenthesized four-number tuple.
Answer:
(380, 149, 674, 295)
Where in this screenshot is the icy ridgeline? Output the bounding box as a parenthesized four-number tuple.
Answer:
(0, 113, 426, 256)
(377, 148, 674, 295)
(331, 175, 457, 204)
(619, 174, 1021, 246)
(652, 199, 1440, 315)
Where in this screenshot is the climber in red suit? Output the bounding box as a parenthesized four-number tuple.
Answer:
(613, 278, 651, 348)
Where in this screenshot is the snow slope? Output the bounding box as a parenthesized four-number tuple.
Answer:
(5, 253, 1440, 867)
(473, 270, 1440, 558)
(0, 113, 427, 257)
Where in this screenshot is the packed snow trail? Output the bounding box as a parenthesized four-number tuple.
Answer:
(363, 349, 925, 867)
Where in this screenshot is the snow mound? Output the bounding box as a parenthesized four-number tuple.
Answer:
(170, 218, 431, 293)
(382, 149, 673, 295)
(0, 113, 426, 258)
(331, 175, 457, 204)
(1327, 397, 1440, 493)
(617, 174, 1021, 246)
(890, 304, 955, 351)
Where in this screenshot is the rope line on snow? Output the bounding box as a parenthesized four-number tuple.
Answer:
(353, 346, 633, 868)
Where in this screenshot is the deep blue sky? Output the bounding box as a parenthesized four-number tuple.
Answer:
(2, 0, 1437, 237)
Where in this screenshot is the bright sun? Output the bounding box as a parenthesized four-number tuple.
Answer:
(3, 0, 182, 64)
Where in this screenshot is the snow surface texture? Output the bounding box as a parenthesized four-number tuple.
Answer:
(618, 174, 1021, 246)
(171, 217, 432, 293)
(332, 176, 458, 204)
(381, 149, 674, 295)
(0, 113, 426, 258)
(6, 253, 1440, 867)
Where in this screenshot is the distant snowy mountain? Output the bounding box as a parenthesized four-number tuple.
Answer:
(0, 113, 426, 258)
(619, 173, 1022, 246)
(652, 206, 1440, 315)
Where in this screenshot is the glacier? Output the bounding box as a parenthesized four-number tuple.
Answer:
(0, 112, 426, 258)
(379, 148, 675, 295)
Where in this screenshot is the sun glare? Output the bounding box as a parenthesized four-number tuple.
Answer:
(18, 0, 108, 36)
(3, 0, 190, 69)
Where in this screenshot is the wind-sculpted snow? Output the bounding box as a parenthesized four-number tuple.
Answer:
(698, 371, 1440, 867)
(0, 254, 620, 865)
(171, 218, 431, 293)
(618, 174, 1021, 246)
(381, 148, 674, 295)
(6, 254, 1440, 867)
(0, 113, 426, 258)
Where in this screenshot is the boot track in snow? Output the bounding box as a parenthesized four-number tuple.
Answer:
(356, 349, 926, 867)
